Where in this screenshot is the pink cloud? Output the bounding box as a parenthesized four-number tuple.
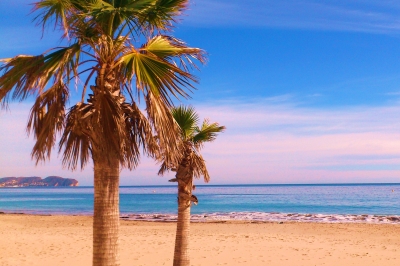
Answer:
(1, 101, 400, 185)
(194, 101, 400, 184)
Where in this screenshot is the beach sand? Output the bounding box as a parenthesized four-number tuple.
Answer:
(0, 214, 399, 266)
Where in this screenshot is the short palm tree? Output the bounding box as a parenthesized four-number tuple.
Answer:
(0, 1, 204, 265)
(159, 106, 225, 266)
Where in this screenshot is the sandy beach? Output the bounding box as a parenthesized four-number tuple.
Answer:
(0, 214, 399, 266)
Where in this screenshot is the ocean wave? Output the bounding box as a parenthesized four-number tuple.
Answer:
(120, 211, 400, 224)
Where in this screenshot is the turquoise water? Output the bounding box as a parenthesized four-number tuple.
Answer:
(1, 184, 399, 223)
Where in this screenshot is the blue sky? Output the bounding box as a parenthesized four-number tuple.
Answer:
(1, 0, 400, 185)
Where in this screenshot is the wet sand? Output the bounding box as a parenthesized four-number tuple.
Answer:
(0, 214, 399, 266)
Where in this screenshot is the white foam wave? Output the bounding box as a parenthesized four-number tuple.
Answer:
(120, 212, 400, 224)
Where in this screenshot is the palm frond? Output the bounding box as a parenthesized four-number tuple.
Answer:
(27, 81, 69, 163)
(66, 7, 103, 41)
(59, 102, 93, 170)
(122, 101, 159, 169)
(171, 105, 199, 140)
(145, 91, 181, 168)
(191, 152, 210, 182)
(143, 35, 205, 71)
(91, 35, 124, 64)
(0, 55, 44, 108)
(88, 0, 188, 35)
(120, 36, 203, 104)
(134, 0, 188, 31)
(34, 0, 109, 41)
(40, 43, 81, 84)
(158, 105, 224, 183)
(86, 0, 117, 35)
(33, 0, 76, 37)
(90, 85, 127, 164)
(193, 119, 226, 149)
(0, 43, 81, 108)
(157, 160, 170, 175)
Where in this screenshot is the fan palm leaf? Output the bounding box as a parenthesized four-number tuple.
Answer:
(28, 80, 69, 162)
(160, 105, 225, 180)
(193, 119, 226, 149)
(0, 43, 80, 106)
(171, 105, 198, 139)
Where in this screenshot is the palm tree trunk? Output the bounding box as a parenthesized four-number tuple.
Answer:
(173, 146, 193, 266)
(173, 183, 192, 266)
(92, 156, 120, 266)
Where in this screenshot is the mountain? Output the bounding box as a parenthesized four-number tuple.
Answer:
(0, 176, 79, 187)
(43, 176, 79, 187)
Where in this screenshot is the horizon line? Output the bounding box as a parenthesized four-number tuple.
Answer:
(43, 182, 400, 187)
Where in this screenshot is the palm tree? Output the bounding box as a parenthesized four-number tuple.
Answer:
(0, 1, 204, 265)
(159, 106, 225, 266)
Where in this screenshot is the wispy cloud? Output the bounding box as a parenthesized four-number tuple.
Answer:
(196, 97, 400, 134)
(194, 98, 400, 183)
(1, 99, 400, 185)
(183, 0, 400, 34)
(386, 91, 400, 96)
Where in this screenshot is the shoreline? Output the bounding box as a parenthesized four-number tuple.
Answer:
(1, 214, 399, 266)
(2, 210, 400, 225)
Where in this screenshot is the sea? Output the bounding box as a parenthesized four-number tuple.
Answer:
(1, 183, 400, 224)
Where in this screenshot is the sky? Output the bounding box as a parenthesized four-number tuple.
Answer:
(1, 0, 400, 185)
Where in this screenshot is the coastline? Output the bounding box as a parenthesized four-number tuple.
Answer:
(2, 210, 400, 224)
(1, 214, 399, 266)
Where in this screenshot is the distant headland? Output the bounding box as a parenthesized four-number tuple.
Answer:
(0, 176, 79, 187)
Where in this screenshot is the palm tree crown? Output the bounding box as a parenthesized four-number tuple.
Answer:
(160, 105, 226, 182)
(0, 0, 205, 169)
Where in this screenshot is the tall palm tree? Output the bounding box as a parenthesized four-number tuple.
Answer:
(159, 106, 225, 266)
(0, 1, 204, 265)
